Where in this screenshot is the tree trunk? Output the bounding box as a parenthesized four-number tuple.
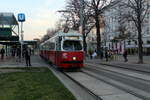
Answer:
(137, 1, 143, 64)
(95, 13, 101, 57)
(137, 24, 143, 64)
(83, 33, 87, 55)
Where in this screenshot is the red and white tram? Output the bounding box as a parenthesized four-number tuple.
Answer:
(40, 31, 84, 69)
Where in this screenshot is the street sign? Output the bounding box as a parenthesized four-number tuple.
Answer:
(18, 13, 25, 22)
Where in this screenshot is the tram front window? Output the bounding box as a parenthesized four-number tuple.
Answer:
(63, 40, 82, 51)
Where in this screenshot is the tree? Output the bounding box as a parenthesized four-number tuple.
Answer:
(41, 24, 61, 43)
(47, 29, 58, 38)
(121, 0, 150, 63)
(86, 0, 119, 57)
(59, 0, 95, 55)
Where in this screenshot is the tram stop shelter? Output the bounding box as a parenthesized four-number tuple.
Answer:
(0, 13, 19, 56)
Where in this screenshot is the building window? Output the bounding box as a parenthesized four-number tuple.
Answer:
(147, 40, 150, 44)
(128, 40, 131, 45)
(147, 27, 149, 34)
(135, 40, 137, 45)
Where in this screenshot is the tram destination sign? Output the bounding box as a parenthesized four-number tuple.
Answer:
(65, 36, 79, 40)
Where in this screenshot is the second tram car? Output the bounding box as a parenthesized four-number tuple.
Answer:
(40, 31, 84, 69)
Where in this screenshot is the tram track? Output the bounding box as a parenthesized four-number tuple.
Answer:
(47, 65, 102, 100)
(85, 63, 150, 83)
(84, 63, 150, 100)
(46, 62, 145, 100)
(96, 62, 150, 74)
(44, 56, 150, 100)
(63, 71, 102, 100)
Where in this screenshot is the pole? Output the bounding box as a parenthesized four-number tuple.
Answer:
(80, 0, 84, 32)
(80, 0, 87, 57)
(18, 13, 25, 62)
(20, 22, 24, 62)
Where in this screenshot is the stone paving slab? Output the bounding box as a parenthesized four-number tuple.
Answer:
(0, 55, 49, 68)
(85, 57, 150, 73)
(67, 72, 142, 100)
(85, 55, 150, 68)
(101, 93, 140, 100)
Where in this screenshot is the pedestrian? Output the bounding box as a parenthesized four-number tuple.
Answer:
(92, 50, 97, 59)
(0, 47, 5, 60)
(31, 48, 34, 55)
(108, 50, 112, 60)
(100, 50, 103, 59)
(25, 47, 32, 66)
(123, 50, 128, 62)
(11, 48, 15, 57)
(105, 49, 108, 62)
(115, 50, 118, 60)
(16, 47, 21, 62)
(88, 49, 93, 59)
(23, 48, 26, 59)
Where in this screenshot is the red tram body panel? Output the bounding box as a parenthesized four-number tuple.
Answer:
(55, 51, 84, 68)
(40, 31, 84, 69)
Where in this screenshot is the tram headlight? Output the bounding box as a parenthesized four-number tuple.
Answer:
(73, 57, 76, 60)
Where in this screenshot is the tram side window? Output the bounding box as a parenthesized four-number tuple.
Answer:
(43, 45, 46, 50)
(40, 46, 42, 50)
(45, 43, 49, 50)
(42, 46, 44, 50)
(39, 45, 42, 50)
(49, 42, 55, 50)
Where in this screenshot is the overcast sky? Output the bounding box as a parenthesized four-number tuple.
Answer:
(0, 0, 66, 40)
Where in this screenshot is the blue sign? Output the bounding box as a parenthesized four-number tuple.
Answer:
(18, 13, 25, 22)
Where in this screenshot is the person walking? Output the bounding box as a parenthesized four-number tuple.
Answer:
(123, 50, 128, 62)
(100, 50, 104, 59)
(92, 50, 97, 59)
(105, 49, 108, 62)
(0, 47, 5, 60)
(88, 49, 93, 59)
(16, 47, 21, 62)
(25, 47, 31, 66)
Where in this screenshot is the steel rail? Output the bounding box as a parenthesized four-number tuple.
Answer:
(94, 62, 150, 73)
(85, 63, 150, 83)
(47, 65, 102, 100)
(62, 71, 102, 100)
(84, 64, 150, 100)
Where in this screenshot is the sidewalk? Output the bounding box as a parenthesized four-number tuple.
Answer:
(86, 55, 150, 64)
(0, 55, 49, 68)
(85, 55, 150, 72)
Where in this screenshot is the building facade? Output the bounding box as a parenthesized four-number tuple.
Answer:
(103, 0, 150, 55)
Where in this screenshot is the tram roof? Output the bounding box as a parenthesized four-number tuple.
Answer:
(40, 31, 82, 45)
(55, 31, 82, 37)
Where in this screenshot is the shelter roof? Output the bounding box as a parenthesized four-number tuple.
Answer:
(0, 13, 18, 25)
